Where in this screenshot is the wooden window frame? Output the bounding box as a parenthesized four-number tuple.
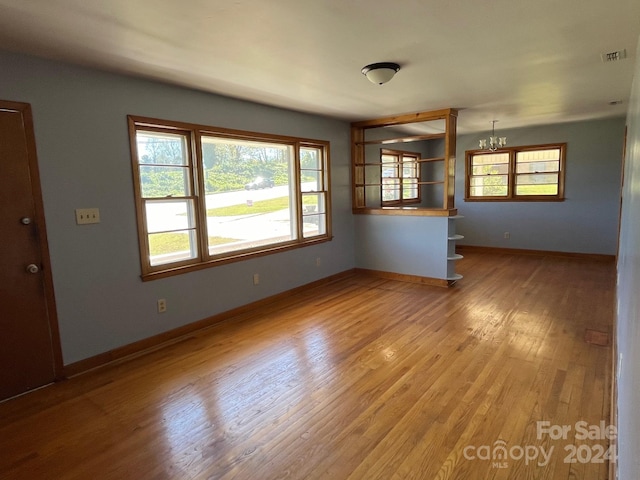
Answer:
(128, 115, 332, 281)
(380, 148, 421, 206)
(464, 143, 566, 202)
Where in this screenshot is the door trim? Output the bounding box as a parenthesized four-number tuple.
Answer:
(2, 99, 64, 384)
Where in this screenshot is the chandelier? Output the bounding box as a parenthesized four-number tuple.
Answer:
(479, 120, 507, 151)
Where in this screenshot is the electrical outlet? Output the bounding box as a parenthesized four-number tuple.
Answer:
(253, 273, 260, 285)
(316, 257, 321, 267)
(75, 208, 100, 225)
(504, 232, 510, 239)
(157, 299, 167, 313)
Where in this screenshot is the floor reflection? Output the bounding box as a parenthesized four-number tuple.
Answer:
(158, 324, 333, 476)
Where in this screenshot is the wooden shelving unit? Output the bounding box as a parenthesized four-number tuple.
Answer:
(351, 108, 458, 213)
(447, 215, 464, 284)
(351, 108, 464, 286)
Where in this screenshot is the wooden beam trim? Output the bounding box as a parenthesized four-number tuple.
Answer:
(351, 108, 458, 128)
(352, 207, 458, 217)
(354, 268, 451, 288)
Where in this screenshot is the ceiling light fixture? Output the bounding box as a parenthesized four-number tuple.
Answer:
(479, 120, 507, 151)
(361, 62, 400, 85)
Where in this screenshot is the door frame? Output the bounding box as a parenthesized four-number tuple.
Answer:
(2, 99, 64, 385)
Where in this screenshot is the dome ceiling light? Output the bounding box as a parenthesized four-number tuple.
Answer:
(361, 62, 400, 85)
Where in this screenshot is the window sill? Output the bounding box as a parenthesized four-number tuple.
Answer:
(352, 207, 458, 217)
(140, 235, 333, 281)
(464, 197, 565, 202)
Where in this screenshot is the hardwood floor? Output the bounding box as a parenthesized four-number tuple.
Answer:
(0, 252, 615, 479)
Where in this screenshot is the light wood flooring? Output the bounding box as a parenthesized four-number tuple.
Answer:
(0, 252, 616, 479)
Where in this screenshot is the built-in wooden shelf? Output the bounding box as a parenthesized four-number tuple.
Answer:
(356, 156, 445, 166)
(446, 215, 464, 284)
(351, 107, 457, 212)
(352, 207, 458, 217)
(355, 133, 445, 146)
(351, 108, 462, 285)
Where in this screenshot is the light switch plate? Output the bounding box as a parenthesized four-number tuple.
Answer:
(75, 208, 100, 225)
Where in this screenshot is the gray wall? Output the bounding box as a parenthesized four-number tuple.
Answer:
(617, 36, 640, 480)
(454, 117, 626, 255)
(0, 50, 354, 365)
(354, 215, 449, 279)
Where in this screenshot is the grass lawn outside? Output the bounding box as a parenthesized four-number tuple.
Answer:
(204, 195, 316, 217)
(155, 196, 319, 256)
(149, 233, 239, 256)
(516, 184, 558, 195)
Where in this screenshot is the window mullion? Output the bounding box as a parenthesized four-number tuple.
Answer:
(400, 155, 406, 202)
(192, 130, 209, 262)
(509, 151, 517, 199)
(294, 142, 304, 241)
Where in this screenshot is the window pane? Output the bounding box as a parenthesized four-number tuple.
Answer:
(516, 160, 559, 173)
(137, 132, 188, 166)
(469, 175, 508, 197)
(145, 199, 195, 234)
(140, 166, 190, 198)
(472, 163, 509, 175)
(469, 175, 508, 187)
(200, 135, 288, 193)
(300, 147, 321, 170)
(516, 149, 560, 163)
(201, 136, 296, 256)
(148, 230, 197, 266)
(382, 166, 397, 177)
(470, 185, 508, 197)
(516, 184, 559, 195)
(302, 214, 326, 238)
(381, 150, 420, 204)
(302, 193, 325, 214)
(516, 173, 559, 185)
(403, 178, 418, 199)
(471, 153, 509, 166)
(301, 169, 322, 192)
(516, 173, 559, 195)
(402, 162, 417, 177)
(301, 146, 328, 239)
(382, 178, 400, 201)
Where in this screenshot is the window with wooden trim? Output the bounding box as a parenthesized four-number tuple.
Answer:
(465, 143, 566, 201)
(381, 149, 420, 205)
(128, 116, 331, 280)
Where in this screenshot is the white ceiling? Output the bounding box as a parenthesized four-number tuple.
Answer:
(0, 0, 639, 134)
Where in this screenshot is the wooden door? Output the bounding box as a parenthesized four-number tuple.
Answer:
(0, 100, 62, 400)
